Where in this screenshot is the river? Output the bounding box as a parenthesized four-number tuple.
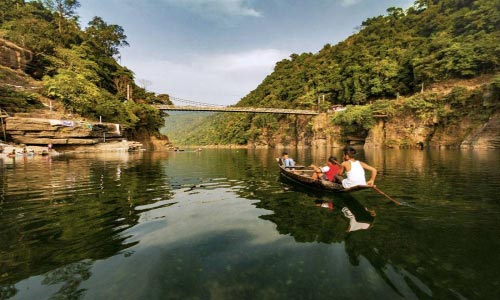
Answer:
(0, 148, 499, 300)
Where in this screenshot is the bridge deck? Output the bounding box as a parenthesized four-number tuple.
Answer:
(153, 105, 318, 115)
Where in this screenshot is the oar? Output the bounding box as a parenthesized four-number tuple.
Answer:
(371, 185, 401, 205)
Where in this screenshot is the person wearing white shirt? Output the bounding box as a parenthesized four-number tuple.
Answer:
(338, 146, 377, 189)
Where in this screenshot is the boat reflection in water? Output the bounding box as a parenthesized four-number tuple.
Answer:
(256, 176, 376, 243)
(316, 199, 376, 232)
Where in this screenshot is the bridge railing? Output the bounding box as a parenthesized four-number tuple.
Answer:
(153, 105, 319, 115)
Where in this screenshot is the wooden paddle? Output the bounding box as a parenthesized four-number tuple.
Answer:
(371, 185, 401, 205)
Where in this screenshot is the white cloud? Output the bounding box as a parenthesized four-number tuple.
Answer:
(197, 49, 289, 72)
(341, 0, 363, 7)
(127, 49, 291, 105)
(162, 0, 261, 19)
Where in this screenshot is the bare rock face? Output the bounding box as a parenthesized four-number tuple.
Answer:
(69, 141, 144, 152)
(364, 120, 385, 149)
(428, 119, 472, 148)
(461, 112, 500, 149)
(0, 38, 33, 71)
(364, 113, 500, 149)
(311, 113, 343, 148)
(5, 117, 122, 145)
(6, 117, 59, 132)
(384, 115, 435, 148)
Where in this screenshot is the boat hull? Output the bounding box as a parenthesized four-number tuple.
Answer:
(278, 164, 369, 193)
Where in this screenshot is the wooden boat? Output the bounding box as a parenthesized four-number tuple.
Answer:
(277, 159, 371, 193)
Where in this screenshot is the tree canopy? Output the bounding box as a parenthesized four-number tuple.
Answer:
(0, 0, 171, 133)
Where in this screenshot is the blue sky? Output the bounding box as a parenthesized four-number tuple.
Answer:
(78, 0, 414, 105)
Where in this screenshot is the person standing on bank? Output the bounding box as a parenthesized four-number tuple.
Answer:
(338, 146, 377, 188)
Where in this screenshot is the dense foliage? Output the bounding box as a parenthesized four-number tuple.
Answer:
(161, 112, 214, 144)
(178, 0, 500, 145)
(239, 0, 500, 108)
(332, 79, 499, 136)
(0, 0, 170, 132)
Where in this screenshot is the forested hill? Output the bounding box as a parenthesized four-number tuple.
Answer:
(176, 0, 500, 145)
(0, 0, 171, 133)
(238, 0, 500, 108)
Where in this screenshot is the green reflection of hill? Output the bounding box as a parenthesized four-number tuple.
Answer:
(0, 153, 174, 293)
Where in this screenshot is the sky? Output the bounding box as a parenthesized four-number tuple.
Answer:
(78, 0, 414, 105)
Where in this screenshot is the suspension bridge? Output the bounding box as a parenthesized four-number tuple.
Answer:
(153, 96, 319, 115)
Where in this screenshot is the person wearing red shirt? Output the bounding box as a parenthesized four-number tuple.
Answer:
(311, 156, 340, 182)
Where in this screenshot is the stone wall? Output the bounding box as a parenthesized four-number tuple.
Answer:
(0, 38, 33, 71)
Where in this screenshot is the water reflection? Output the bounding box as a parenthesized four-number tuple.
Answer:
(257, 192, 376, 244)
(0, 152, 174, 298)
(0, 149, 499, 300)
(40, 260, 92, 299)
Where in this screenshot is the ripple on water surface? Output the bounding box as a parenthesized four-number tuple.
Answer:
(1, 149, 499, 300)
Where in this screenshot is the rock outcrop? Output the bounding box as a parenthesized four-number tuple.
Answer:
(310, 113, 344, 148)
(460, 112, 500, 149)
(364, 116, 435, 149)
(5, 117, 122, 145)
(0, 38, 33, 71)
(362, 113, 500, 149)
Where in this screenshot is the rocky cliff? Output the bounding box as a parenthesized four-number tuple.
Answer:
(257, 83, 499, 150)
(0, 38, 32, 71)
(5, 117, 122, 146)
(460, 112, 500, 149)
(363, 83, 499, 149)
(363, 113, 500, 149)
(0, 38, 168, 151)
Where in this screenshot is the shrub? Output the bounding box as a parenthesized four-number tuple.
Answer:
(331, 105, 375, 130)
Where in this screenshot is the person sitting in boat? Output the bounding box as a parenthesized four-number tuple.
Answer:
(310, 156, 340, 182)
(338, 146, 377, 188)
(8, 149, 16, 157)
(281, 152, 295, 168)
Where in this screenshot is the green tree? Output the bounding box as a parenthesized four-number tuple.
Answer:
(85, 16, 129, 57)
(43, 0, 80, 36)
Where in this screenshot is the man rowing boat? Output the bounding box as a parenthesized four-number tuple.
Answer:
(338, 146, 377, 188)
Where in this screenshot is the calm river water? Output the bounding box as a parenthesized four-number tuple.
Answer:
(0, 148, 499, 300)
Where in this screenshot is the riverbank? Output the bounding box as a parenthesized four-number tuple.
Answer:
(179, 144, 320, 149)
(1, 112, 169, 153)
(0, 140, 145, 157)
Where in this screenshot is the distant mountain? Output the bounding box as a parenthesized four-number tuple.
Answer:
(161, 112, 214, 145)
